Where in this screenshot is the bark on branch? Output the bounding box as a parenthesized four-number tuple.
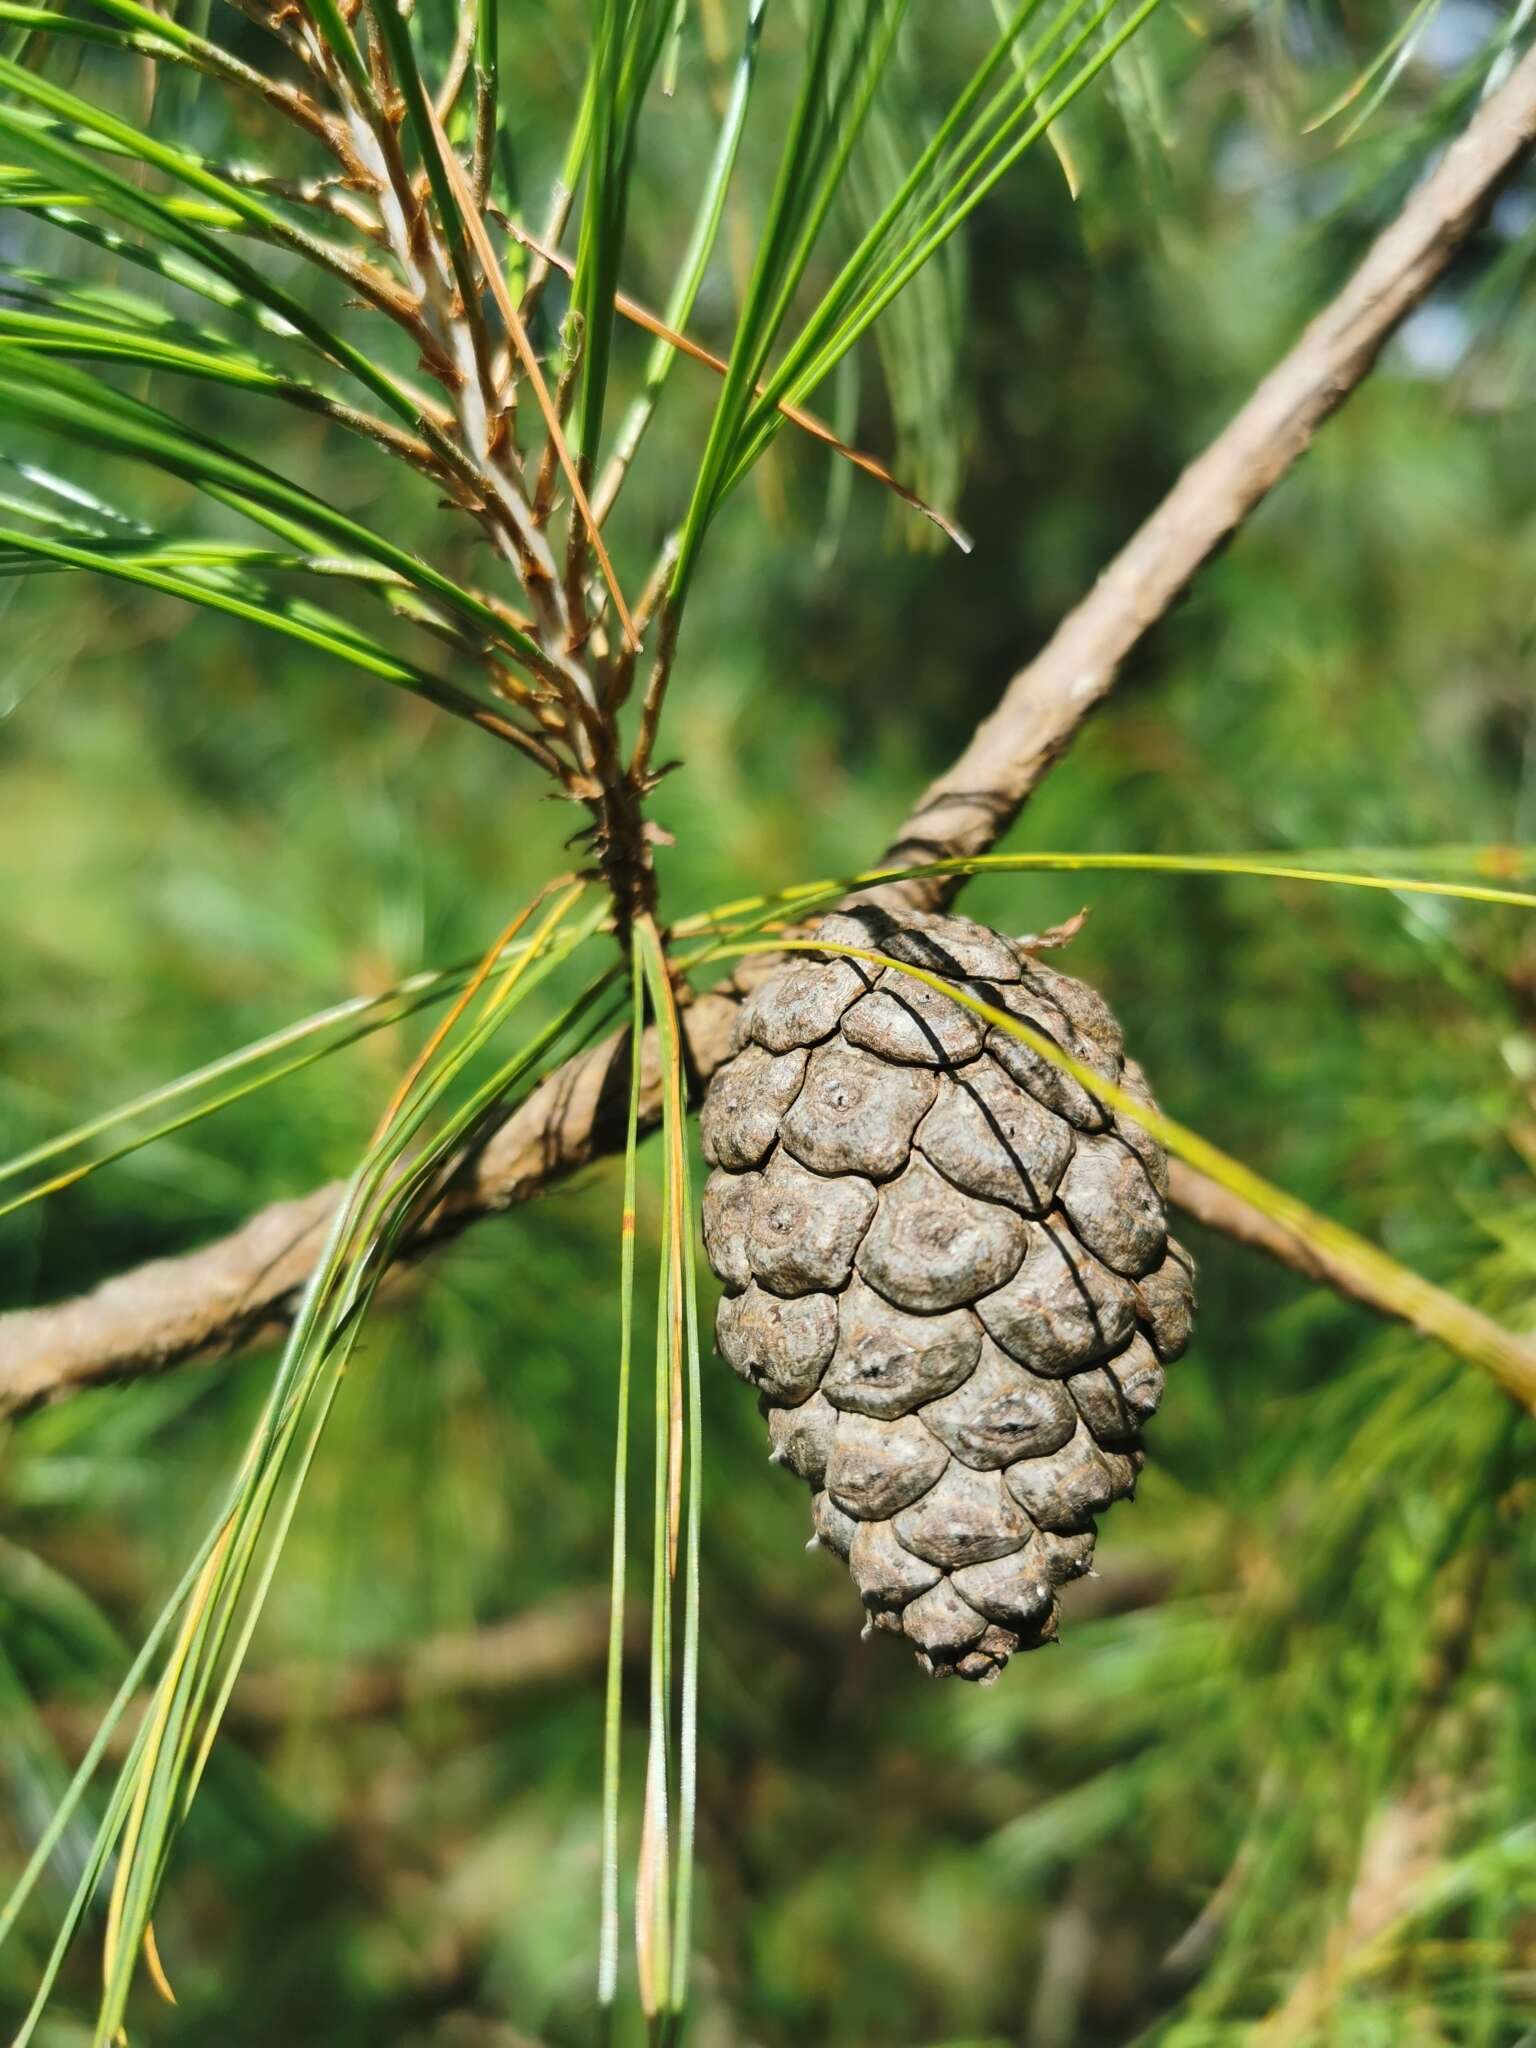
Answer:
(881, 43, 1536, 904)
(6, 46, 1536, 1416)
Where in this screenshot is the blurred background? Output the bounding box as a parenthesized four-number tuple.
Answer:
(3, 3, 1536, 2041)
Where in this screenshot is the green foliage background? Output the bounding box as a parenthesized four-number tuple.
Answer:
(2, 5, 1536, 2042)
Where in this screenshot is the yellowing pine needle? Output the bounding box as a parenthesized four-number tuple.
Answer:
(71, 884, 605, 2043)
(142, 1922, 176, 2006)
(598, 951, 646, 2014)
(670, 848, 1536, 936)
(640, 915, 690, 1576)
(370, 874, 578, 1140)
(635, 1734, 671, 2017)
(634, 913, 704, 2031)
(101, 1515, 235, 2008)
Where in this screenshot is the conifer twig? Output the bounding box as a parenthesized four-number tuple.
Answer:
(5, 46, 1536, 1411)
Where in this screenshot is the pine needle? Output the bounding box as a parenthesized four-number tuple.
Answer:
(499, 217, 969, 548)
(598, 943, 647, 2019)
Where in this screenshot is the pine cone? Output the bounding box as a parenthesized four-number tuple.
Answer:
(699, 903, 1194, 1682)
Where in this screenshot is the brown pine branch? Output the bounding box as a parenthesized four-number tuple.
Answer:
(877, 42, 1536, 909)
(6, 48, 1536, 1415)
(0, 990, 732, 1416)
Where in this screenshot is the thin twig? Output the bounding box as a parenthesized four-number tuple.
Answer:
(177, 6, 354, 158)
(630, 603, 678, 783)
(433, 2, 478, 127)
(606, 536, 678, 714)
(213, 164, 384, 240)
(531, 332, 585, 525)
